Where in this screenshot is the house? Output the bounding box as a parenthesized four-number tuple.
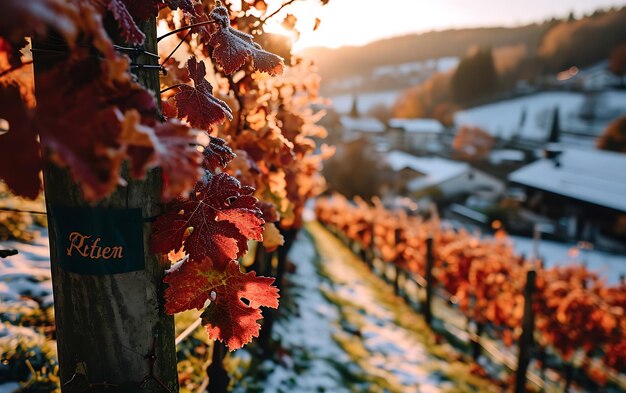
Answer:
(339, 115, 386, 142)
(385, 151, 504, 201)
(388, 118, 445, 153)
(508, 147, 626, 249)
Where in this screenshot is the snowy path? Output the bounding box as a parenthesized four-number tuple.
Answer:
(235, 222, 498, 393)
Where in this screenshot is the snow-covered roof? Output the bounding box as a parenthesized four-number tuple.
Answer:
(340, 116, 385, 133)
(389, 118, 444, 134)
(387, 151, 469, 190)
(489, 149, 525, 164)
(330, 90, 398, 114)
(509, 148, 626, 212)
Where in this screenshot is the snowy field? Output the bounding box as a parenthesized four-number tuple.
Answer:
(454, 91, 626, 140)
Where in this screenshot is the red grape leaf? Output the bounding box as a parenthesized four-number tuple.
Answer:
(256, 201, 279, 222)
(122, 111, 203, 201)
(153, 120, 204, 201)
(164, 257, 279, 350)
(108, 0, 145, 45)
(203, 136, 236, 172)
(209, 3, 285, 75)
(0, 83, 42, 199)
(120, 0, 158, 21)
(165, 0, 195, 14)
(151, 173, 264, 264)
(36, 56, 157, 201)
(174, 57, 233, 129)
(0, 0, 78, 49)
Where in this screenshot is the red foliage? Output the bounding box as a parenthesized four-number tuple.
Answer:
(316, 195, 626, 379)
(0, 84, 41, 198)
(164, 257, 278, 350)
(202, 136, 236, 172)
(108, 0, 145, 45)
(209, 3, 285, 75)
(173, 57, 233, 129)
(151, 173, 264, 265)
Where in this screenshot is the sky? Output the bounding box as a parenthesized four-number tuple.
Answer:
(262, 0, 626, 51)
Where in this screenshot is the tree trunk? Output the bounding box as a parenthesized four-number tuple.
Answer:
(33, 19, 178, 391)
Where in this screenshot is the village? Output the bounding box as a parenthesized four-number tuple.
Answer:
(320, 57, 626, 262)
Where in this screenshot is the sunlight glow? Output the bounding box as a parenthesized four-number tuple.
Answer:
(262, 0, 626, 51)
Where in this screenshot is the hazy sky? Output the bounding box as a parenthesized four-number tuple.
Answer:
(262, 0, 626, 50)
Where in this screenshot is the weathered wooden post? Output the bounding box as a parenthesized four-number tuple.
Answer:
(33, 19, 178, 390)
(424, 237, 435, 327)
(208, 342, 229, 392)
(393, 265, 401, 296)
(515, 270, 536, 393)
(470, 323, 484, 361)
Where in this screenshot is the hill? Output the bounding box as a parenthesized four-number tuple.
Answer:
(302, 7, 626, 87)
(301, 24, 550, 82)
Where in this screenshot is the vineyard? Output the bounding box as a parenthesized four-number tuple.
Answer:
(1, 0, 626, 391)
(315, 194, 626, 392)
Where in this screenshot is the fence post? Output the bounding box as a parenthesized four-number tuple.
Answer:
(515, 270, 536, 393)
(424, 237, 435, 327)
(471, 322, 484, 361)
(393, 265, 401, 295)
(33, 22, 178, 389)
(207, 342, 229, 392)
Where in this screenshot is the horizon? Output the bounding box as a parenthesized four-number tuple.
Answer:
(261, 0, 626, 51)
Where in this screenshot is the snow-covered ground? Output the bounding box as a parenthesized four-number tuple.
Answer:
(0, 228, 57, 389)
(454, 91, 626, 142)
(233, 230, 358, 393)
(234, 223, 498, 392)
(509, 235, 626, 285)
(372, 57, 459, 78)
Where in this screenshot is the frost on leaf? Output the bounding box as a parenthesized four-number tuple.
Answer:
(174, 57, 233, 130)
(164, 0, 196, 14)
(163, 257, 279, 350)
(209, 3, 285, 76)
(203, 136, 236, 172)
(108, 0, 145, 45)
(151, 173, 264, 265)
(0, 84, 42, 199)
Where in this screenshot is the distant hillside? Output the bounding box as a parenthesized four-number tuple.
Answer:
(301, 24, 551, 82)
(302, 7, 626, 85)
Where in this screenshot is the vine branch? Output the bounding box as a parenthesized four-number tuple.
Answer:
(259, 0, 299, 27)
(161, 30, 191, 67)
(0, 60, 33, 78)
(157, 20, 217, 42)
(160, 83, 187, 94)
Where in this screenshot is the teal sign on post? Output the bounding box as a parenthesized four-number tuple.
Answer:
(50, 205, 145, 275)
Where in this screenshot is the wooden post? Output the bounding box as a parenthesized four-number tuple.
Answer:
(515, 270, 536, 393)
(471, 322, 484, 361)
(563, 363, 573, 393)
(207, 342, 229, 392)
(33, 20, 178, 390)
(424, 237, 435, 326)
(275, 227, 298, 292)
(393, 265, 401, 296)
